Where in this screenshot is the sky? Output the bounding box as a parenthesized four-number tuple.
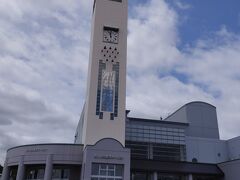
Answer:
(0, 0, 240, 164)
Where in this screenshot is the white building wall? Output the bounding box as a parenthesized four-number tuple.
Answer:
(165, 105, 188, 123)
(185, 102, 220, 139)
(81, 0, 128, 147)
(227, 136, 240, 160)
(165, 102, 220, 139)
(186, 137, 228, 164)
(218, 160, 240, 180)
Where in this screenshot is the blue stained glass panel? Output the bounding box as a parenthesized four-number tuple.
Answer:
(113, 63, 119, 117)
(96, 61, 106, 115)
(101, 71, 115, 112)
(101, 86, 114, 112)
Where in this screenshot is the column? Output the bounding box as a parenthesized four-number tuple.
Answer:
(1, 159, 10, 180)
(149, 144, 153, 160)
(16, 156, 25, 180)
(188, 174, 193, 180)
(153, 172, 158, 180)
(44, 154, 53, 180)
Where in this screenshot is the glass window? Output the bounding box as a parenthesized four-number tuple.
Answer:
(96, 61, 106, 116)
(91, 163, 123, 180)
(150, 134, 155, 138)
(101, 72, 115, 112)
(25, 166, 45, 180)
(92, 164, 99, 175)
(52, 169, 61, 178)
(9, 166, 18, 180)
(52, 166, 69, 180)
(131, 172, 148, 180)
(150, 129, 155, 133)
(144, 129, 149, 133)
(115, 165, 123, 176)
(113, 63, 119, 117)
(157, 173, 187, 180)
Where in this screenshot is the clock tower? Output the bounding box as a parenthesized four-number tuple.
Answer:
(78, 1, 130, 179)
(78, 0, 128, 147)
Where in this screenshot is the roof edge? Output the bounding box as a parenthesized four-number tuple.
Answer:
(7, 143, 83, 152)
(164, 101, 216, 122)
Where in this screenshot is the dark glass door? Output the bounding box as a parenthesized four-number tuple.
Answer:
(158, 173, 186, 180)
(131, 172, 152, 180)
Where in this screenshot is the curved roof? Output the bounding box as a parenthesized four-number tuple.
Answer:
(164, 101, 216, 121)
(7, 143, 83, 152)
(128, 101, 215, 123)
(184, 101, 216, 108)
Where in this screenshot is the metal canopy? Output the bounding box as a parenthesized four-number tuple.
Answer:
(131, 159, 224, 176)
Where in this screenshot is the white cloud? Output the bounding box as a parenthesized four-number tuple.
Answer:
(174, 0, 192, 10)
(0, 0, 93, 164)
(177, 27, 240, 139)
(127, 2, 240, 140)
(128, 0, 181, 74)
(0, 81, 77, 163)
(127, 74, 214, 119)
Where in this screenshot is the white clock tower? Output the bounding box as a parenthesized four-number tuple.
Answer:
(78, 0, 128, 147)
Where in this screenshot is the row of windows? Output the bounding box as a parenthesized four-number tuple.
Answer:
(131, 172, 187, 180)
(8, 166, 70, 180)
(26, 167, 45, 180)
(126, 133, 185, 139)
(91, 164, 123, 180)
(126, 125, 185, 133)
(131, 172, 218, 180)
(126, 131, 185, 138)
(126, 137, 185, 145)
(126, 124, 186, 145)
(126, 127, 185, 133)
(126, 137, 185, 144)
(112, 63, 119, 117)
(126, 141, 186, 161)
(127, 135, 185, 140)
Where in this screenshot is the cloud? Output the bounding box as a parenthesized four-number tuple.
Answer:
(128, 0, 181, 75)
(127, 74, 214, 119)
(127, 0, 201, 119)
(0, 82, 77, 164)
(0, 0, 93, 164)
(177, 27, 240, 139)
(127, 0, 240, 141)
(174, 0, 192, 10)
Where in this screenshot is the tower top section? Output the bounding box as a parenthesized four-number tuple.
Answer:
(77, 0, 128, 147)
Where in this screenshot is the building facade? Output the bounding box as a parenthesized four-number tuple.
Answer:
(2, 102, 240, 180)
(2, 0, 240, 180)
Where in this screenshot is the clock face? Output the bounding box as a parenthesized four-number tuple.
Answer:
(103, 27, 119, 44)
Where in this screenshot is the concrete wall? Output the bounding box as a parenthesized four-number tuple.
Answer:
(165, 105, 188, 124)
(185, 102, 219, 139)
(186, 137, 228, 164)
(6, 144, 83, 166)
(218, 159, 240, 180)
(227, 136, 240, 160)
(81, 0, 128, 146)
(81, 138, 130, 180)
(75, 104, 85, 144)
(166, 102, 220, 139)
(2, 144, 83, 180)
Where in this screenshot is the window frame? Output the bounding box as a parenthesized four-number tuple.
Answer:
(91, 163, 123, 180)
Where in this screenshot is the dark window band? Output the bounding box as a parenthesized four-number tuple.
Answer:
(110, 0, 122, 2)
